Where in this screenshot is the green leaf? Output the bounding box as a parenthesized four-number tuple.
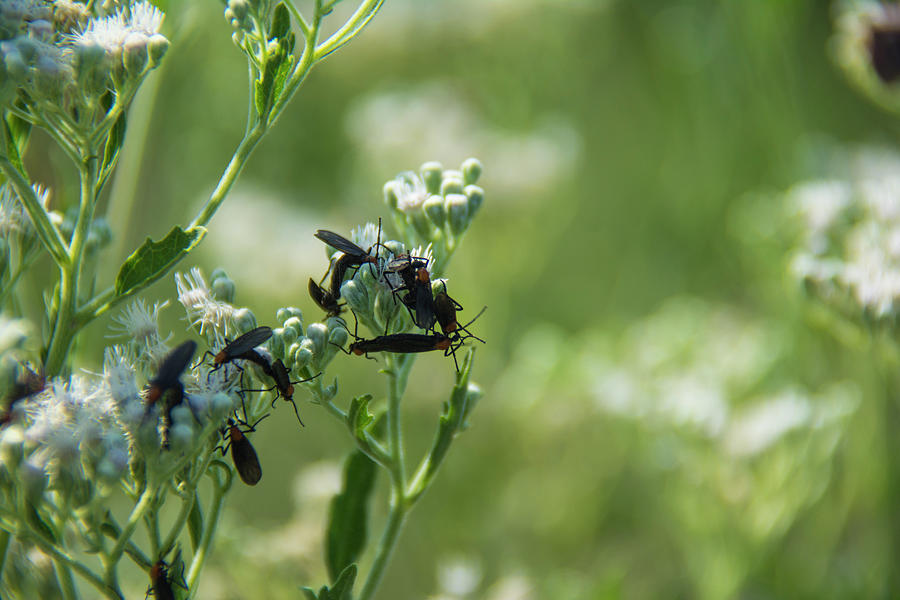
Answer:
(330, 564, 357, 600)
(326, 451, 376, 583)
(25, 501, 56, 543)
(427, 349, 475, 479)
(3, 111, 31, 175)
(347, 394, 373, 438)
(271, 3, 291, 40)
(99, 111, 127, 189)
(114, 226, 206, 298)
(299, 588, 319, 600)
(188, 496, 203, 552)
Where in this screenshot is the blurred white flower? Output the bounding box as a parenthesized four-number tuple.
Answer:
(176, 268, 235, 335)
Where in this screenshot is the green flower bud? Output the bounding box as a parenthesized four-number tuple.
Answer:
(279, 324, 298, 347)
(211, 274, 236, 303)
(423, 194, 446, 227)
(341, 279, 370, 317)
(268, 330, 285, 359)
(421, 161, 443, 195)
(283, 316, 304, 337)
(328, 324, 348, 349)
(293, 345, 313, 369)
(374, 286, 401, 332)
(462, 158, 482, 185)
(382, 240, 406, 257)
(445, 193, 469, 235)
(233, 308, 257, 332)
(306, 323, 328, 357)
(228, 0, 250, 21)
(464, 185, 484, 218)
(147, 34, 169, 68)
(277, 307, 303, 324)
(123, 32, 149, 75)
(383, 181, 400, 210)
(440, 176, 465, 196)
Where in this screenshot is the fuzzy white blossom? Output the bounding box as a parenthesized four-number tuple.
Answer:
(176, 267, 236, 335)
(790, 148, 900, 319)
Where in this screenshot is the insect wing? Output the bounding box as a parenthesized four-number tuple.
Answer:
(224, 326, 273, 357)
(152, 340, 197, 388)
(231, 434, 262, 485)
(414, 281, 437, 330)
(314, 230, 367, 257)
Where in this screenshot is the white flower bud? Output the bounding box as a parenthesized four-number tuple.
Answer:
(279, 325, 298, 347)
(167, 423, 193, 452)
(293, 345, 313, 369)
(383, 181, 400, 210)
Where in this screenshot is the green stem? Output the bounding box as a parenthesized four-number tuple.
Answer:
(356, 497, 407, 600)
(188, 124, 265, 230)
(0, 156, 69, 267)
(186, 463, 232, 598)
(19, 530, 121, 599)
(160, 449, 216, 557)
(52, 557, 78, 600)
(106, 486, 155, 586)
(320, 397, 391, 468)
(356, 354, 416, 600)
(43, 155, 100, 376)
(314, 0, 384, 60)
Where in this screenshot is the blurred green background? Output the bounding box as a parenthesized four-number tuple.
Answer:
(51, 0, 900, 598)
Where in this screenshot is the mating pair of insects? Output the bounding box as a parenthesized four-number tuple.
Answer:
(309, 224, 485, 369)
(143, 328, 317, 485)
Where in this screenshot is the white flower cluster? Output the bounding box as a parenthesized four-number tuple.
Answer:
(790, 148, 900, 319)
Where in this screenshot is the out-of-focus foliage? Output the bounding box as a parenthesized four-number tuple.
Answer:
(37, 0, 900, 598)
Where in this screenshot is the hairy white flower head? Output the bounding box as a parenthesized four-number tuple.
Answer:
(109, 299, 169, 347)
(391, 172, 428, 213)
(176, 267, 236, 335)
(127, 1, 164, 36)
(70, 1, 164, 54)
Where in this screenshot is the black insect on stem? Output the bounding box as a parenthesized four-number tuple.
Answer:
(308, 278, 344, 317)
(220, 415, 267, 486)
(147, 557, 186, 600)
(145, 340, 196, 413)
(201, 326, 274, 374)
(384, 256, 436, 331)
(242, 358, 320, 426)
(347, 333, 457, 356)
(433, 284, 487, 343)
(315, 218, 383, 299)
